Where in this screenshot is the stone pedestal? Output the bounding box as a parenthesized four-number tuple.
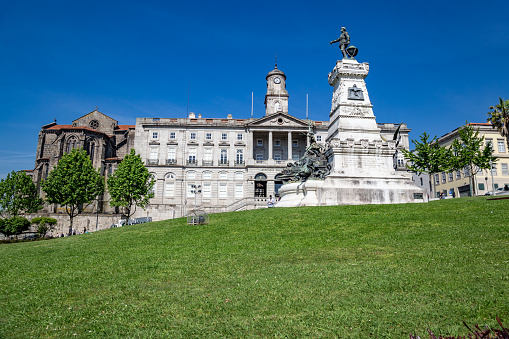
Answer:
(277, 58, 425, 207)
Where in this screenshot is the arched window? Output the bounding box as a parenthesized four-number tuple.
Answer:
(66, 136, 78, 153)
(84, 138, 95, 163)
(149, 174, 156, 195)
(254, 173, 267, 197)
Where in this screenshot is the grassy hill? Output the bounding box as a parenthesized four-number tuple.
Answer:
(1, 197, 508, 338)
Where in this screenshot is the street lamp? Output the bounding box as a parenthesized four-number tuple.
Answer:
(489, 159, 495, 195)
(190, 184, 201, 211)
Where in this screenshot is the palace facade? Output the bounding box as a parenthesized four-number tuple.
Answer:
(31, 64, 412, 221)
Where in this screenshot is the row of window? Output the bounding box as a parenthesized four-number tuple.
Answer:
(150, 130, 323, 145)
(161, 171, 244, 181)
(435, 163, 509, 184)
(156, 182, 244, 199)
(486, 139, 507, 153)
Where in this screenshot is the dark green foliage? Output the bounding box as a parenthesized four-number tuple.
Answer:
(402, 132, 451, 194)
(487, 97, 509, 144)
(31, 217, 57, 237)
(0, 170, 43, 217)
(449, 123, 497, 196)
(42, 148, 104, 233)
(107, 149, 154, 219)
(0, 216, 31, 238)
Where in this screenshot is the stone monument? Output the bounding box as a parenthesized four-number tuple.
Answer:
(277, 28, 424, 207)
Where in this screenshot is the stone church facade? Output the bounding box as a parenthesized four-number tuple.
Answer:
(30, 64, 411, 224)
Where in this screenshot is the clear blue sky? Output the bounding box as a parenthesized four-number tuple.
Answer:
(1, 0, 508, 178)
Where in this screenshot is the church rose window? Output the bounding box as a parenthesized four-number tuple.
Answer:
(89, 120, 99, 129)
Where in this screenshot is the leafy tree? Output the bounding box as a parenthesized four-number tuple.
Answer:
(0, 170, 43, 218)
(0, 216, 31, 238)
(107, 149, 154, 219)
(42, 148, 104, 234)
(402, 132, 451, 198)
(449, 123, 497, 196)
(487, 97, 509, 144)
(31, 217, 57, 237)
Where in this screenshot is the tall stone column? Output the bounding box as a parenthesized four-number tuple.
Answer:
(248, 129, 253, 159)
(268, 131, 273, 160)
(287, 131, 292, 160)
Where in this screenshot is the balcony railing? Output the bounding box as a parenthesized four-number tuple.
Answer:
(218, 160, 229, 166)
(166, 159, 177, 165)
(202, 160, 213, 166)
(187, 159, 198, 166)
(147, 159, 158, 165)
(234, 160, 245, 166)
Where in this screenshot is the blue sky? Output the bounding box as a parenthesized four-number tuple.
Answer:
(1, 0, 508, 178)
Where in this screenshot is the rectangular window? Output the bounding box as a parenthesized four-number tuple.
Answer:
(235, 184, 243, 198)
(219, 172, 228, 180)
(188, 148, 196, 163)
(169, 132, 176, 139)
(478, 183, 485, 191)
(203, 171, 212, 180)
(275, 140, 281, 146)
(190, 132, 196, 140)
(237, 133, 243, 141)
(316, 135, 322, 142)
(204, 148, 212, 161)
(152, 132, 158, 139)
(448, 172, 453, 182)
(206, 133, 212, 140)
(293, 140, 298, 147)
(167, 148, 176, 160)
(420, 177, 423, 186)
(235, 172, 243, 180)
(203, 183, 211, 198)
(236, 149, 243, 163)
(495, 183, 499, 189)
(464, 167, 471, 177)
(502, 163, 509, 176)
(257, 139, 263, 146)
(220, 149, 228, 163)
(165, 182, 174, 197)
(441, 172, 446, 183)
(498, 140, 506, 153)
(187, 171, 196, 180)
(434, 174, 439, 184)
(491, 163, 498, 176)
(456, 171, 461, 179)
(219, 183, 227, 198)
(187, 184, 194, 197)
(274, 154, 281, 161)
(150, 147, 158, 160)
(221, 133, 228, 140)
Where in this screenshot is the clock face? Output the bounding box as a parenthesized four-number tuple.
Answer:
(274, 77, 281, 84)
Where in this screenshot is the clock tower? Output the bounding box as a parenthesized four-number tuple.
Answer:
(264, 62, 289, 116)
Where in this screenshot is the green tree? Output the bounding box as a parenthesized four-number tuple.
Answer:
(0, 216, 31, 239)
(0, 170, 43, 218)
(31, 217, 57, 237)
(449, 123, 497, 196)
(42, 148, 104, 234)
(107, 149, 154, 219)
(487, 97, 509, 144)
(402, 132, 451, 198)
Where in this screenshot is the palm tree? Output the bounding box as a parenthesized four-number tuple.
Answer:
(487, 97, 509, 144)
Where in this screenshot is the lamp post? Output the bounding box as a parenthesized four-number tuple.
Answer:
(490, 159, 495, 195)
(190, 184, 201, 211)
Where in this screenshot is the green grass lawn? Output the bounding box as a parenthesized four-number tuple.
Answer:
(1, 197, 508, 338)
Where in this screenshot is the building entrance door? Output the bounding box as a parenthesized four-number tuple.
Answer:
(254, 173, 267, 197)
(458, 184, 471, 198)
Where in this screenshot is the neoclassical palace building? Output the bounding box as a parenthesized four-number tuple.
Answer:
(31, 64, 411, 221)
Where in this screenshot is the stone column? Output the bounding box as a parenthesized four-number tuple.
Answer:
(287, 131, 293, 160)
(248, 129, 253, 159)
(268, 131, 273, 160)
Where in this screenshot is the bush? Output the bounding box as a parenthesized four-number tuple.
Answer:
(0, 216, 31, 238)
(31, 217, 58, 237)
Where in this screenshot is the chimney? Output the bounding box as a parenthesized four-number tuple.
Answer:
(198, 113, 202, 118)
(189, 112, 195, 118)
(227, 114, 233, 119)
